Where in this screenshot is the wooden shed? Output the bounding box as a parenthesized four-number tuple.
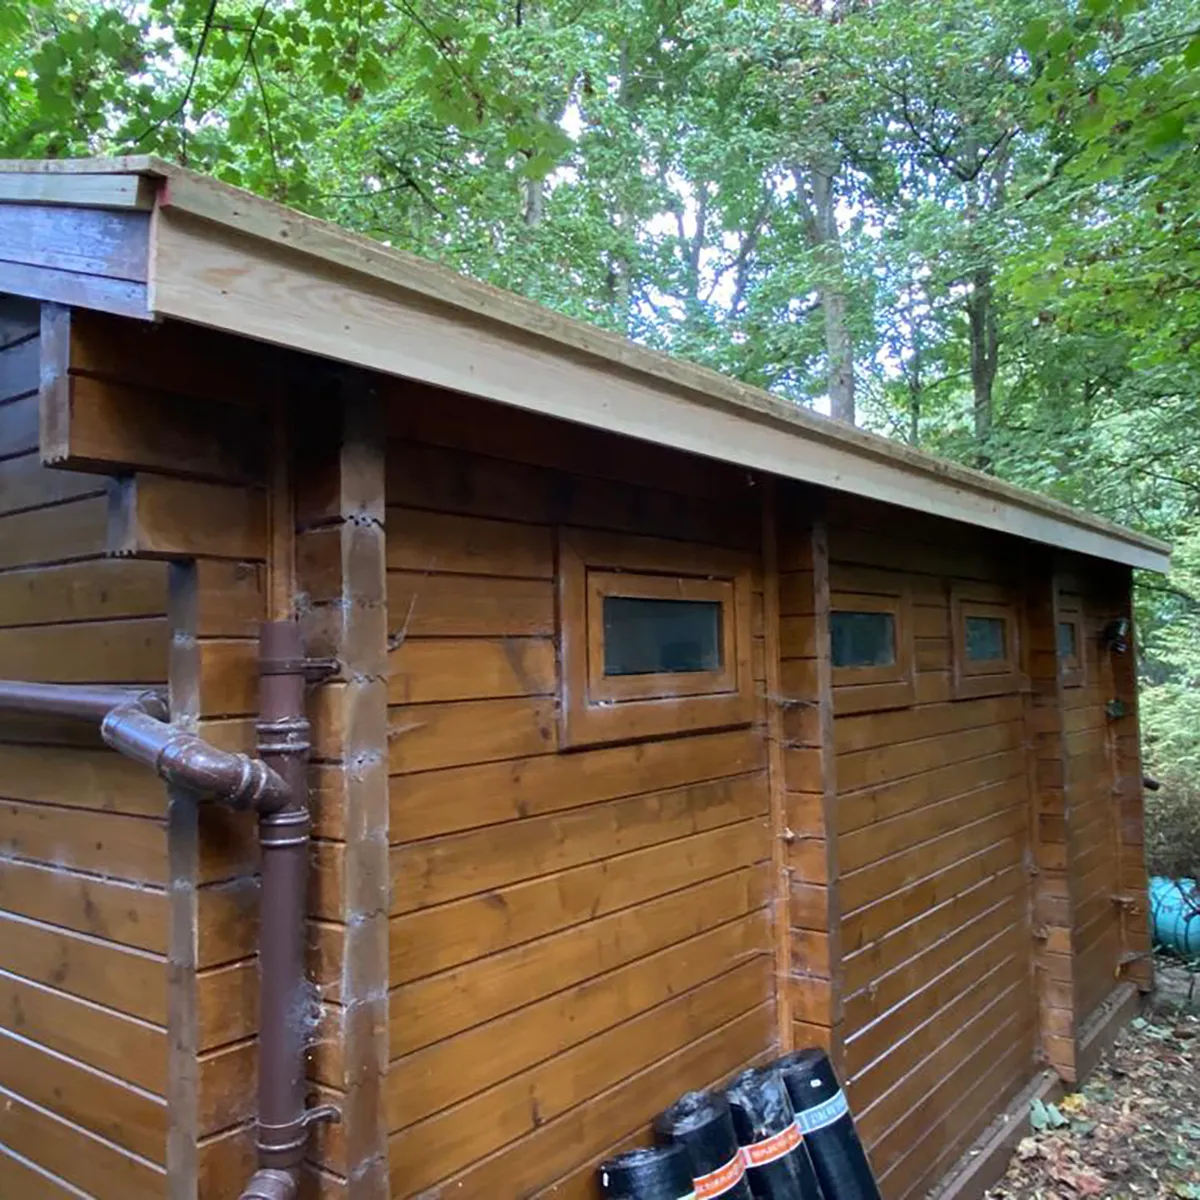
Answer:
(0, 157, 1170, 1200)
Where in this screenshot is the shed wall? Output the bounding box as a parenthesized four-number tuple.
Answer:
(381, 387, 777, 1198)
(0, 298, 171, 1195)
(822, 496, 1039, 1200)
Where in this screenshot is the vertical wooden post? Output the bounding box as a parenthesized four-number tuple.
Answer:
(167, 561, 201, 1200)
(1105, 569, 1154, 995)
(295, 372, 391, 1197)
(810, 515, 845, 1072)
(775, 491, 843, 1070)
(762, 480, 794, 1051)
(1023, 563, 1078, 1083)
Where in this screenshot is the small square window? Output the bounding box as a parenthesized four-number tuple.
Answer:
(950, 587, 1022, 699)
(828, 581, 914, 710)
(965, 615, 1007, 663)
(831, 611, 896, 669)
(559, 529, 755, 746)
(603, 595, 723, 676)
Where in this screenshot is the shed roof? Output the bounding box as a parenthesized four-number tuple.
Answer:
(0, 155, 1170, 573)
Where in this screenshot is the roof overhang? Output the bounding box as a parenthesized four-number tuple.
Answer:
(0, 157, 1171, 574)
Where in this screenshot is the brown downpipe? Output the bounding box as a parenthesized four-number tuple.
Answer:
(0, 624, 338, 1200)
(239, 620, 338, 1200)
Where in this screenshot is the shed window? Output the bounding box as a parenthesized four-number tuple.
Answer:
(1057, 593, 1085, 688)
(965, 615, 1007, 663)
(558, 529, 755, 746)
(827, 581, 914, 710)
(602, 596, 723, 676)
(1057, 620, 1078, 660)
(831, 611, 896, 669)
(950, 587, 1022, 699)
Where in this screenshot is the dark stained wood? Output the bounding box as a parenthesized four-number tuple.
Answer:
(109, 474, 267, 560)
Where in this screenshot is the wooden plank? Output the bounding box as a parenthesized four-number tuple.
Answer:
(42, 373, 267, 483)
(109, 474, 267, 560)
(0, 1027, 166, 1163)
(0, 1085, 164, 1199)
(0, 494, 108, 569)
(0, 741, 167, 817)
(0, 911, 166, 1024)
(0, 334, 39, 404)
(0, 617, 167, 683)
(384, 377, 753, 502)
(197, 639, 258, 717)
(386, 571, 554, 637)
(0, 799, 166, 883)
(0, 204, 149, 281)
(196, 1039, 256, 1137)
(0, 171, 155, 210)
(0, 450, 106, 517)
(390, 726, 765, 841)
(412, 1003, 772, 1198)
(391, 865, 767, 1056)
(385, 506, 553, 577)
(0, 258, 150, 320)
(389, 821, 769, 985)
(0, 1144, 85, 1199)
(388, 694, 557, 774)
(391, 772, 767, 913)
(390, 958, 769, 1193)
(835, 694, 1023, 755)
(0, 557, 165, 626)
(0, 970, 166, 1094)
(0, 857, 166, 952)
(388, 915, 768, 1131)
(388, 636, 555, 704)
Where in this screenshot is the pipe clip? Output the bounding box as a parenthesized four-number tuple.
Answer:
(259, 655, 339, 682)
(301, 1103, 342, 1129)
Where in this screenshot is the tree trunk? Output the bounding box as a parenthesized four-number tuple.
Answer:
(966, 267, 998, 470)
(798, 163, 855, 424)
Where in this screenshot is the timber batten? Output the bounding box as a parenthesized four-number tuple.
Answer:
(0, 159, 1165, 1200)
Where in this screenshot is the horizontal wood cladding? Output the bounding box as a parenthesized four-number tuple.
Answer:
(383, 410, 773, 1199)
(0, 206, 151, 319)
(824, 495, 1038, 1200)
(0, 312, 171, 1193)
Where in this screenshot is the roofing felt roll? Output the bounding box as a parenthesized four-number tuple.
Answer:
(599, 1144, 698, 1199)
(724, 1067, 824, 1200)
(655, 1090, 754, 1200)
(775, 1050, 881, 1200)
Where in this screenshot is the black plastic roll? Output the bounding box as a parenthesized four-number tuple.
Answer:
(598, 1144, 697, 1199)
(775, 1049, 882, 1200)
(724, 1068, 824, 1200)
(655, 1090, 754, 1199)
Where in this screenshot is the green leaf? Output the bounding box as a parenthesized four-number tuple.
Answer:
(1023, 18, 1051, 55)
(1185, 36, 1200, 71)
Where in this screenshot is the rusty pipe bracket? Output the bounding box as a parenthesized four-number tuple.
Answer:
(260, 654, 339, 683)
(302, 1104, 342, 1129)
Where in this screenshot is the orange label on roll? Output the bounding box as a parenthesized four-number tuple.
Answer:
(694, 1152, 746, 1198)
(741, 1122, 802, 1168)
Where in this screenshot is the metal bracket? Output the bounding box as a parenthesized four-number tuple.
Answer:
(259, 655, 339, 683)
(301, 1104, 341, 1129)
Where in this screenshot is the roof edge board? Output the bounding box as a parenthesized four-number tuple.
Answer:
(0, 159, 1167, 571)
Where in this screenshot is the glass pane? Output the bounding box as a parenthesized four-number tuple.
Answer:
(1057, 620, 1078, 660)
(965, 615, 1007, 662)
(602, 595, 723, 676)
(830, 611, 896, 669)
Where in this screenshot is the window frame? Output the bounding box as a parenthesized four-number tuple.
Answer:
(828, 581, 915, 710)
(558, 528, 755, 747)
(1057, 594, 1086, 689)
(950, 587, 1023, 699)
